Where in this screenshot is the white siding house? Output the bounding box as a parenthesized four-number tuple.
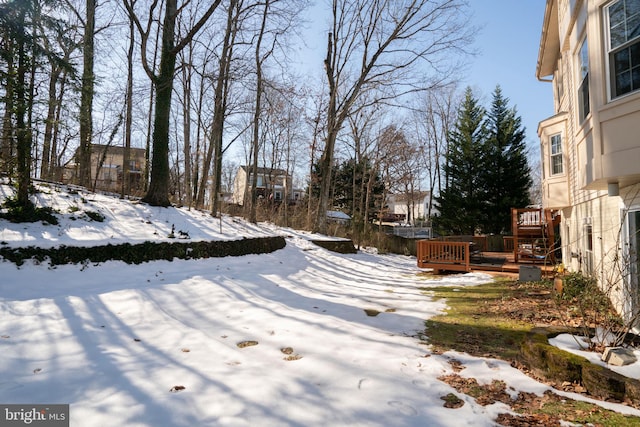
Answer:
(386, 191, 435, 224)
(537, 0, 640, 320)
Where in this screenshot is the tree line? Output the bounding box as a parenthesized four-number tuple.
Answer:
(0, 0, 532, 237)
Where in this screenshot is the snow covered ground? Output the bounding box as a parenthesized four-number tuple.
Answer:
(1, 182, 640, 426)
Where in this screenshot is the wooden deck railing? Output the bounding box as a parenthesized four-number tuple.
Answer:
(417, 240, 471, 273)
(503, 236, 514, 252)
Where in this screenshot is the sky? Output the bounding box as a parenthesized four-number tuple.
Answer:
(2, 181, 640, 426)
(466, 1, 553, 156)
(296, 1, 552, 160)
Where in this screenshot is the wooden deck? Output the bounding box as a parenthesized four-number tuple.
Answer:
(468, 251, 555, 274)
(417, 240, 555, 275)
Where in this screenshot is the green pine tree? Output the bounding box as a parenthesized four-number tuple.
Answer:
(482, 86, 532, 234)
(435, 87, 488, 235)
(330, 157, 384, 217)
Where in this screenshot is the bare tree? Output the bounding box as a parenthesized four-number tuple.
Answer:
(314, 0, 473, 233)
(121, 0, 135, 197)
(410, 84, 461, 218)
(40, 20, 79, 180)
(389, 127, 423, 224)
(304, 85, 327, 228)
(190, 48, 216, 206)
(247, 0, 271, 223)
(344, 101, 382, 242)
(195, 0, 240, 211)
(124, 0, 223, 206)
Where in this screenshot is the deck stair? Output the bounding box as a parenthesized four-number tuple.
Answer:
(511, 208, 559, 264)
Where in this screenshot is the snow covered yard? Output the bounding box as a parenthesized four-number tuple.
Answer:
(1, 183, 640, 426)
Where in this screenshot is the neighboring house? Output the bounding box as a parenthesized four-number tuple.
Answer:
(231, 166, 303, 206)
(537, 0, 640, 319)
(64, 144, 146, 194)
(386, 191, 436, 224)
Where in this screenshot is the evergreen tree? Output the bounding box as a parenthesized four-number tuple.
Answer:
(0, 0, 69, 212)
(435, 88, 488, 235)
(482, 86, 532, 234)
(312, 157, 384, 217)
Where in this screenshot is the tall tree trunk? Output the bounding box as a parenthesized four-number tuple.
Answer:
(41, 64, 61, 180)
(306, 96, 324, 229)
(142, 0, 177, 207)
(15, 5, 31, 207)
(122, 13, 135, 197)
(315, 33, 337, 234)
(192, 73, 206, 203)
(125, 0, 222, 206)
(51, 70, 69, 180)
(78, 0, 95, 188)
(1, 45, 15, 177)
(143, 79, 155, 191)
(181, 45, 193, 207)
(248, 0, 270, 224)
(196, 0, 235, 210)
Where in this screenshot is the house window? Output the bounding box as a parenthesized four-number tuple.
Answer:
(606, 0, 640, 98)
(584, 223, 594, 274)
(578, 38, 590, 121)
(555, 60, 564, 100)
(550, 134, 563, 175)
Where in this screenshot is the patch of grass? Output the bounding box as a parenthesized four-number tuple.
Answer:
(423, 280, 533, 360)
(428, 279, 640, 426)
(533, 396, 640, 426)
(443, 373, 640, 426)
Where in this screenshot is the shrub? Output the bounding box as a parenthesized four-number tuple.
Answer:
(85, 211, 105, 222)
(0, 197, 59, 225)
(555, 271, 622, 350)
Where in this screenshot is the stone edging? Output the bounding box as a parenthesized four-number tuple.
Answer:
(520, 327, 640, 406)
(0, 236, 286, 266)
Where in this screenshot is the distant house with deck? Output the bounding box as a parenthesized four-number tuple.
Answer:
(64, 144, 146, 194)
(232, 166, 303, 206)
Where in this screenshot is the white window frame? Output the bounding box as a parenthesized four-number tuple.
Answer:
(623, 207, 640, 323)
(550, 133, 564, 175)
(577, 37, 590, 122)
(605, 0, 640, 100)
(583, 220, 594, 275)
